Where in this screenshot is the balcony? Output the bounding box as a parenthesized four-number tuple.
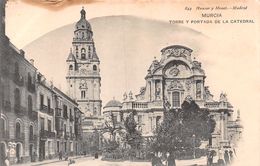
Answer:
(15, 132, 25, 142)
(40, 130, 47, 140)
(70, 115, 74, 122)
(56, 129, 64, 138)
(28, 111, 38, 121)
(40, 105, 48, 113)
(71, 133, 75, 139)
(28, 83, 36, 93)
(49, 131, 56, 138)
(13, 72, 24, 86)
(64, 132, 70, 140)
(76, 133, 83, 141)
(64, 113, 68, 119)
(2, 100, 11, 112)
(0, 130, 9, 140)
(14, 104, 27, 116)
(47, 108, 54, 116)
(29, 134, 37, 142)
(40, 130, 56, 140)
(55, 108, 62, 118)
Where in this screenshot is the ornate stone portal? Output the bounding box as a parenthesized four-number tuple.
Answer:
(104, 45, 242, 151)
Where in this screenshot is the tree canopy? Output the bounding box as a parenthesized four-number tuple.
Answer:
(124, 111, 143, 150)
(152, 100, 216, 154)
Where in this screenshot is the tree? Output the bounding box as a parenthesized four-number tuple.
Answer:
(102, 112, 123, 141)
(152, 100, 216, 161)
(124, 111, 143, 158)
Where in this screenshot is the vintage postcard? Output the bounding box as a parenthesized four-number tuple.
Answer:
(0, 0, 259, 166)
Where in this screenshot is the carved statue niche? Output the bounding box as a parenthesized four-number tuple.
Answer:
(219, 93, 228, 102)
(79, 80, 88, 89)
(155, 81, 161, 100)
(169, 65, 180, 77)
(129, 91, 133, 100)
(123, 92, 128, 101)
(167, 80, 183, 91)
(185, 80, 192, 90)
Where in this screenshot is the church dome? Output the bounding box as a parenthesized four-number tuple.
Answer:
(75, 7, 92, 31)
(104, 99, 122, 108)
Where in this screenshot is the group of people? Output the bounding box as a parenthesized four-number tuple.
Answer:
(58, 151, 68, 161)
(151, 153, 176, 166)
(207, 149, 235, 166)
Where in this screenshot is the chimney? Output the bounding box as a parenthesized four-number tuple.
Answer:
(30, 59, 34, 66)
(20, 49, 25, 57)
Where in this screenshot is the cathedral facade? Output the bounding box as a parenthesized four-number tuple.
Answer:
(103, 45, 242, 151)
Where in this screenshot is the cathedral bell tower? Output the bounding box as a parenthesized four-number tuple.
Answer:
(66, 7, 101, 117)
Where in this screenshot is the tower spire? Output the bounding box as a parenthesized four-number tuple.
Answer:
(80, 7, 86, 19)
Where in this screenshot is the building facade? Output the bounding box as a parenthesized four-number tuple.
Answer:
(0, 2, 84, 164)
(103, 45, 242, 151)
(36, 73, 83, 161)
(0, 0, 38, 164)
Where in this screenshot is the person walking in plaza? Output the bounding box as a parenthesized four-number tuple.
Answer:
(151, 153, 164, 166)
(207, 150, 215, 166)
(59, 151, 63, 160)
(224, 150, 230, 165)
(229, 150, 234, 164)
(167, 153, 176, 166)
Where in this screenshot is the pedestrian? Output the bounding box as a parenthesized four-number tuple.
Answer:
(224, 150, 230, 165)
(151, 153, 163, 166)
(229, 150, 233, 164)
(207, 151, 213, 166)
(167, 153, 176, 166)
(156, 155, 164, 166)
(94, 152, 98, 159)
(59, 151, 63, 160)
(151, 153, 156, 166)
(64, 152, 68, 161)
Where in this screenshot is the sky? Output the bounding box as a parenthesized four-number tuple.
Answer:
(5, 1, 260, 165)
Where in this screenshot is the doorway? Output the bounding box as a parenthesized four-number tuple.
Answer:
(16, 144, 21, 163)
(0, 143, 6, 166)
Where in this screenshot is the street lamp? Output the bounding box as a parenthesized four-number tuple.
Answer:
(192, 134, 195, 159)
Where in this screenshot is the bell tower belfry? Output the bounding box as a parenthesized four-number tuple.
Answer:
(66, 7, 101, 117)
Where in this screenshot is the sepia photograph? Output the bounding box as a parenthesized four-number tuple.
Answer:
(0, 0, 259, 166)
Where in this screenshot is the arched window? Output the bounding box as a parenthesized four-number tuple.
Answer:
(69, 65, 73, 70)
(88, 46, 91, 58)
(172, 91, 180, 108)
(16, 122, 21, 138)
(93, 65, 97, 71)
(28, 95, 33, 113)
(81, 91, 86, 99)
(29, 125, 33, 140)
(81, 48, 86, 59)
(82, 32, 84, 39)
(14, 88, 21, 107)
(156, 116, 161, 128)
